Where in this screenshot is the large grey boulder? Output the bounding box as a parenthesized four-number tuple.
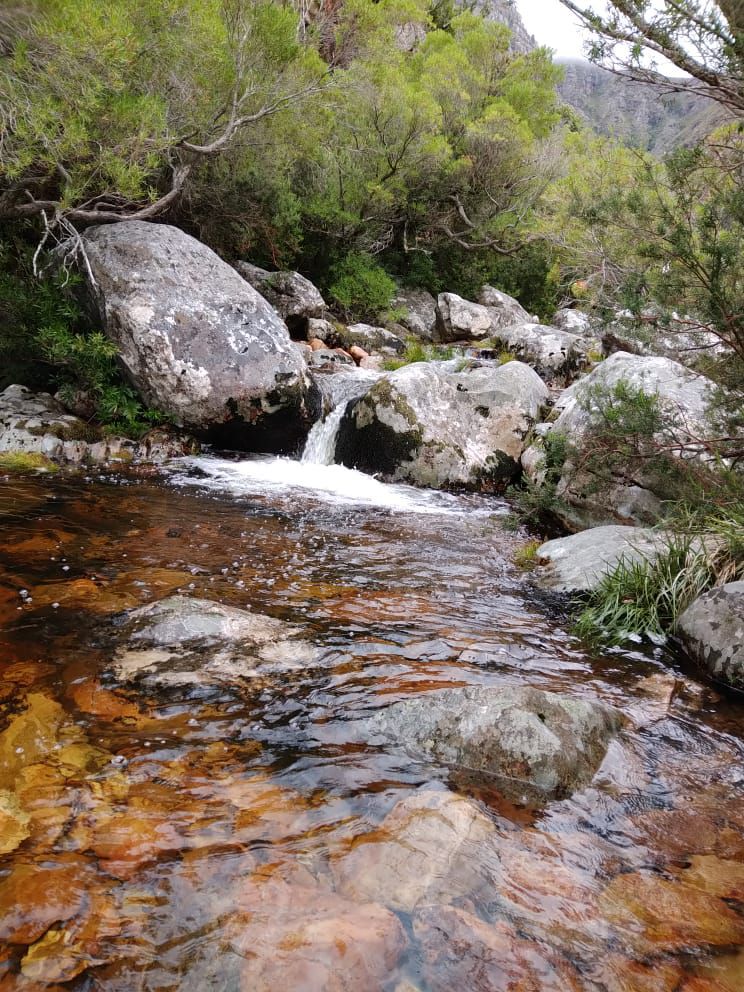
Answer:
(110, 595, 319, 693)
(0, 384, 196, 466)
(366, 685, 623, 803)
(392, 287, 437, 340)
(335, 360, 549, 490)
(677, 582, 744, 691)
(523, 352, 720, 530)
(478, 285, 531, 327)
(489, 322, 595, 379)
(81, 223, 309, 450)
(535, 525, 670, 593)
(234, 262, 326, 332)
(434, 293, 494, 342)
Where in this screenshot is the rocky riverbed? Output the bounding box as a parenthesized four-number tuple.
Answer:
(0, 466, 743, 990)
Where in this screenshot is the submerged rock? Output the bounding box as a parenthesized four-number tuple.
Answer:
(677, 582, 744, 691)
(535, 525, 672, 593)
(332, 789, 497, 912)
(111, 596, 319, 692)
(81, 223, 309, 450)
(366, 685, 623, 802)
(335, 360, 549, 491)
(413, 905, 583, 992)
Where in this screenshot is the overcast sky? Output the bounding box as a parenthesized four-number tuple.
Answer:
(516, 0, 593, 59)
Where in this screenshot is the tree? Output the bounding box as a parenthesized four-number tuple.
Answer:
(0, 0, 327, 237)
(559, 1, 744, 114)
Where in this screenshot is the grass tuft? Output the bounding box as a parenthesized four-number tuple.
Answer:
(0, 451, 59, 474)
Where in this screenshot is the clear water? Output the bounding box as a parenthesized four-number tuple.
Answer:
(0, 464, 742, 991)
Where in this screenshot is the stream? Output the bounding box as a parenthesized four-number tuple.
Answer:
(0, 451, 743, 990)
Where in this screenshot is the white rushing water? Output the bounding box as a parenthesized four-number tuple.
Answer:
(169, 455, 506, 516)
(301, 402, 349, 466)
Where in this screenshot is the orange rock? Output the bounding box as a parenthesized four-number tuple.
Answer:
(349, 345, 369, 363)
(600, 870, 744, 953)
(0, 862, 92, 945)
(680, 980, 738, 992)
(230, 877, 406, 992)
(1, 663, 55, 687)
(67, 679, 141, 721)
(630, 809, 744, 861)
(91, 811, 183, 879)
(586, 953, 683, 991)
(308, 337, 326, 351)
(672, 856, 744, 901)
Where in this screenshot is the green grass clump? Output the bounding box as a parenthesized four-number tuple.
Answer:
(514, 539, 542, 570)
(382, 341, 456, 371)
(575, 510, 744, 645)
(0, 451, 59, 473)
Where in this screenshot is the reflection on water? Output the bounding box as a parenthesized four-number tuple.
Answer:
(0, 464, 743, 990)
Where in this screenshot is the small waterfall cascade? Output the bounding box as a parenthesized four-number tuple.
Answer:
(302, 369, 380, 465)
(302, 402, 349, 465)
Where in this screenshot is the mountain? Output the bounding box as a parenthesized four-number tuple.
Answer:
(477, 0, 536, 53)
(556, 58, 727, 155)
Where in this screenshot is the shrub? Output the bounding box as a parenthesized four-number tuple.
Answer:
(328, 254, 397, 321)
(507, 430, 570, 533)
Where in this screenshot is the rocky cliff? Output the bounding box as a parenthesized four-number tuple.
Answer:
(557, 58, 726, 155)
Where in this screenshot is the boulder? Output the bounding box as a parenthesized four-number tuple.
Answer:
(332, 789, 497, 912)
(552, 308, 595, 336)
(489, 321, 594, 379)
(306, 317, 336, 342)
(234, 262, 326, 333)
(478, 285, 531, 327)
(335, 360, 549, 491)
(677, 582, 744, 691)
(434, 293, 493, 342)
(81, 223, 308, 451)
(336, 322, 406, 355)
(535, 525, 671, 593)
(109, 595, 319, 694)
(366, 685, 623, 803)
(392, 287, 437, 340)
(524, 352, 720, 530)
(0, 384, 197, 466)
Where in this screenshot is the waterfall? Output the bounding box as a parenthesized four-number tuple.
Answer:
(302, 369, 380, 465)
(302, 401, 349, 465)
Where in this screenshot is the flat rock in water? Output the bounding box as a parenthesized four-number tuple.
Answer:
(366, 685, 623, 803)
(111, 595, 319, 692)
(535, 525, 670, 593)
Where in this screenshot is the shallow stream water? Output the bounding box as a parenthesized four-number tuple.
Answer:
(0, 456, 743, 990)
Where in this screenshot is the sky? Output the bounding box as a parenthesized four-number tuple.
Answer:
(516, 0, 595, 59)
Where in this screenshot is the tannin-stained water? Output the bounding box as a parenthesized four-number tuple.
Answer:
(0, 458, 743, 991)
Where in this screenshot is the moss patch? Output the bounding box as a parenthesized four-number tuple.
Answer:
(0, 451, 59, 474)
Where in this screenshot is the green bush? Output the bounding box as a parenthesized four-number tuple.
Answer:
(0, 245, 163, 437)
(507, 430, 570, 533)
(328, 254, 397, 321)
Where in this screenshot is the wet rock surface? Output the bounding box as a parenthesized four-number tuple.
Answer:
(110, 595, 319, 692)
(366, 685, 623, 802)
(678, 582, 744, 691)
(81, 222, 309, 448)
(335, 360, 549, 490)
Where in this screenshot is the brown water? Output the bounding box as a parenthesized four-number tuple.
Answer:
(0, 461, 743, 991)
